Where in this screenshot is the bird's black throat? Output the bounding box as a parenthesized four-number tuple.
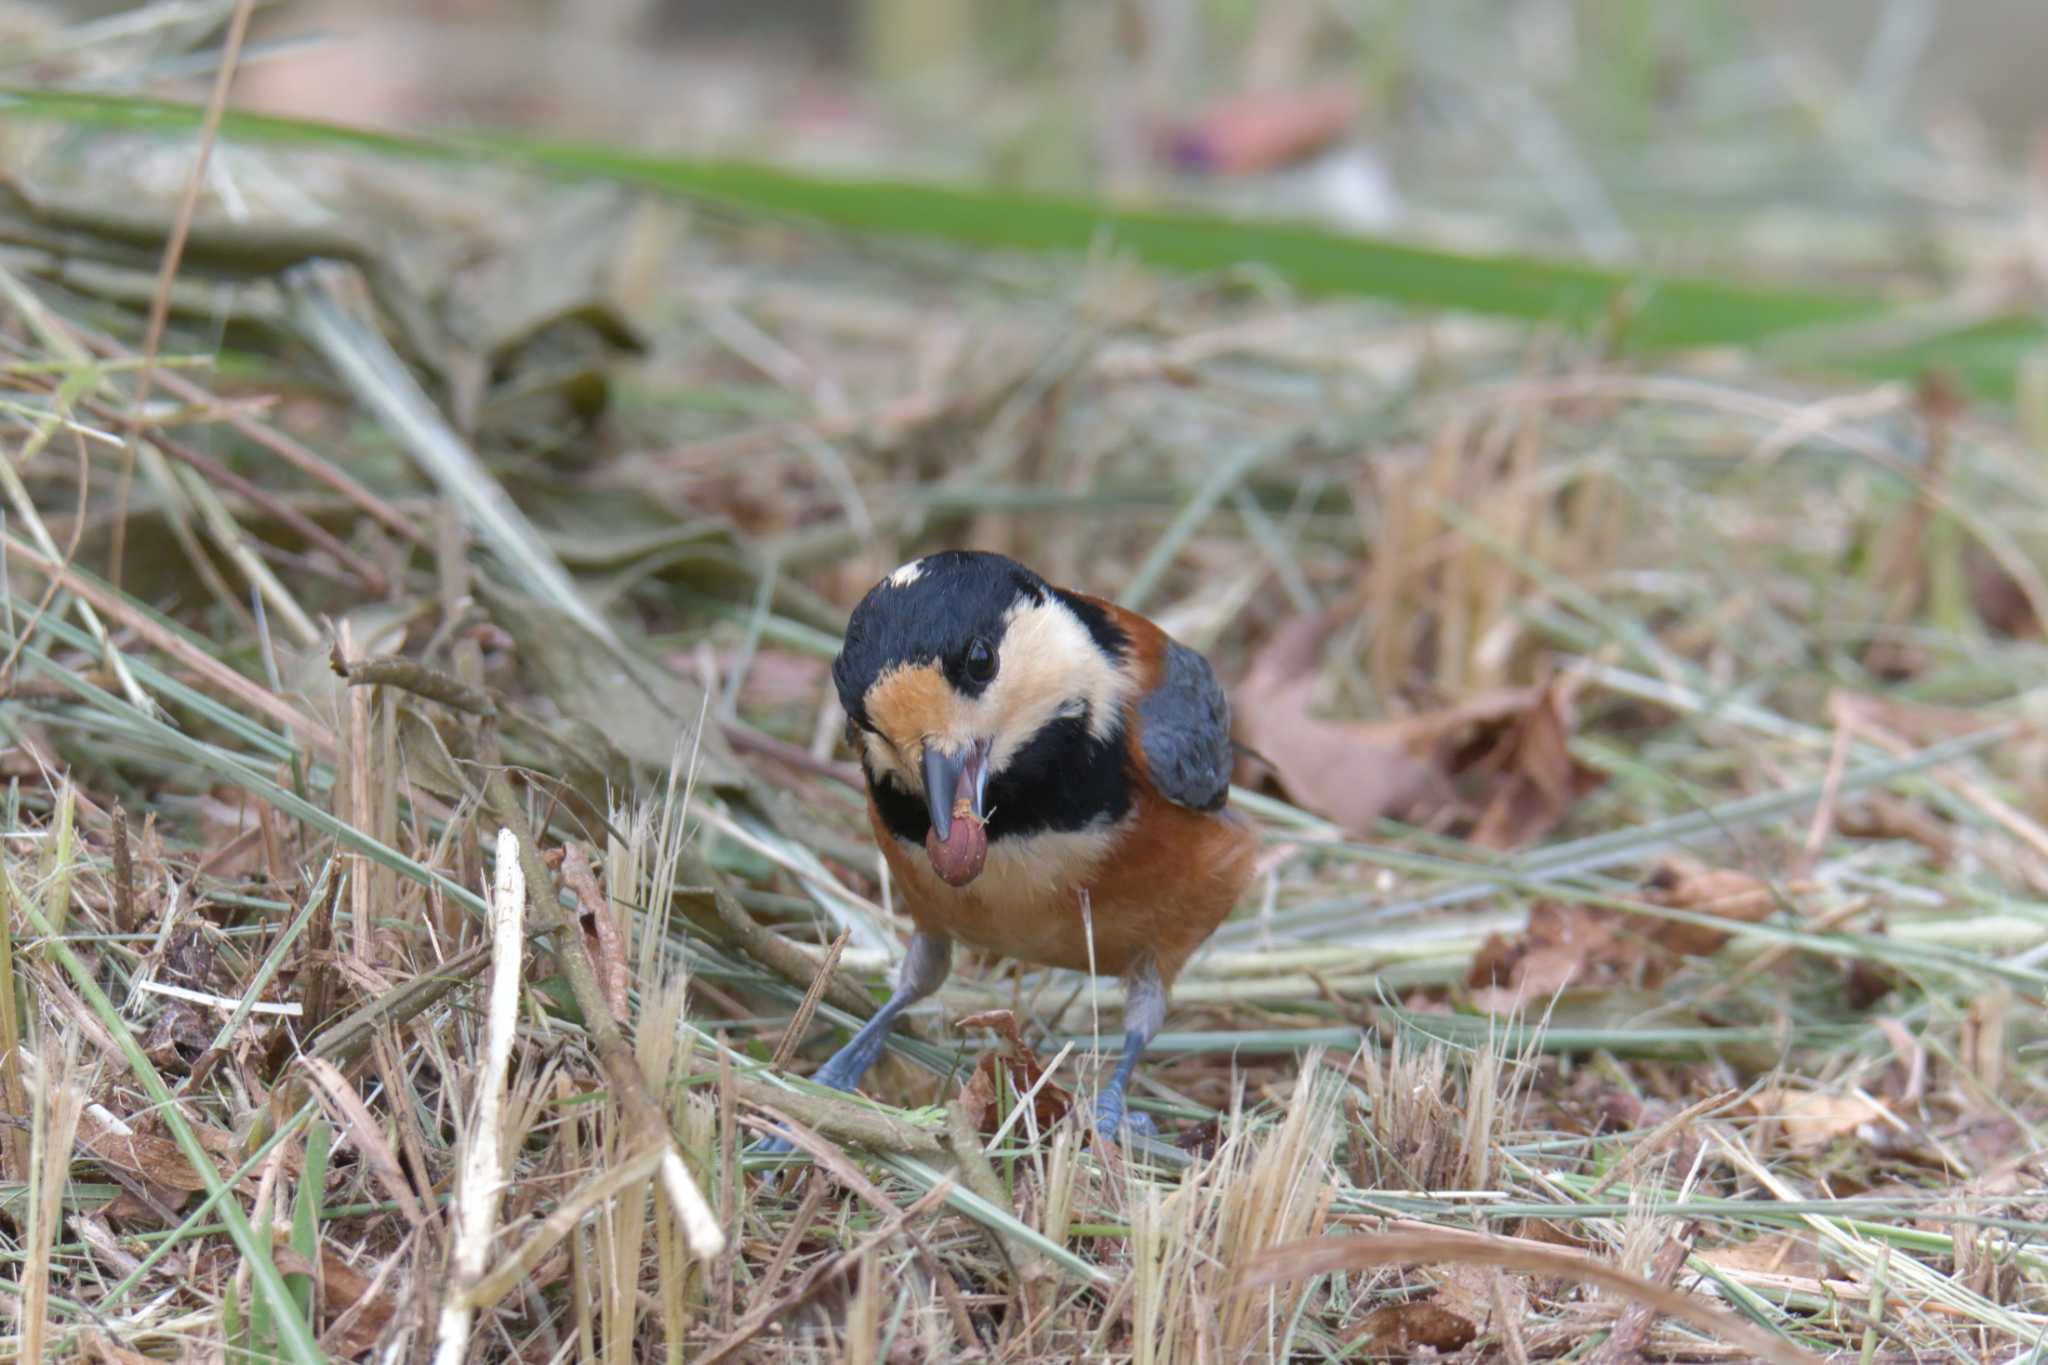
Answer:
(869, 713, 1132, 847)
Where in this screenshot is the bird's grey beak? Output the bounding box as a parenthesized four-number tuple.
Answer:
(922, 739, 991, 841)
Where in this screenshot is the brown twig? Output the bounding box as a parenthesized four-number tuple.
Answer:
(307, 941, 491, 1070)
(1586, 1228, 1697, 1365)
(140, 429, 394, 597)
(682, 848, 877, 1024)
(110, 803, 136, 936)
(72, 319, 428, 549)
(333, 651, 498, 716)
(771, 927, 850, 1071)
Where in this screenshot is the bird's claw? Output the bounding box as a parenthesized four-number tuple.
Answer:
(1092, 1095, 1157, 1142)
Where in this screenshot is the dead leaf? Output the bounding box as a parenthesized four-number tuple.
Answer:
(1427, 1263, 1497, 1332)
(1750, 1088, 1888, 1152)
(1640, 858, 1776, 956)
(1467, 900, 1644, 1012)
(954, 1009, 1072, 1136)
(1235, 613, 1447, 833)
(1165, 86, 1362, 175)
(1468, 859, 1785, 1012)
(1236, 614, 1602, 847)
(1968, 542, 2039, 638)
(74, 1110, 220, 1194)
(1344, 1300, 1477, 1358)
(274, 1241, 398, 1355)
(1175, 1116, 1224, 1161)
(161, 926, 216, 986)
(1456, 681, 1606, 850)
(391, 703, 478, 805)
(1696, 1232, 1829, 1279)
(447, 185, 648, 361)
(141, 1001, 213, 1074)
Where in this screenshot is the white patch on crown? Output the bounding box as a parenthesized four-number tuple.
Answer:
(885, 558, 926, 589)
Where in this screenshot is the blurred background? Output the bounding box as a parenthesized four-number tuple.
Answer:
(8, 3, 2048, 1360)
(14, 1, 2048, 264)
(243, 0, 2048, 256)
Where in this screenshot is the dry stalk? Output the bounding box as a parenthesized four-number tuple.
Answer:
(433, 827, 526, 1364)
(1242, 1225, 1823, 1365)
(502, 821, 726, 1261)
(109, 803, 135, 935)
(1586, 1229, 1697, 1365)
(1130, 1061, 1337, 1365)
(22, 1032, 83, 1364)
(772, 926, 851, 1070)
(696, 1178, 955, 1364)
(683, 846, 879, 1022)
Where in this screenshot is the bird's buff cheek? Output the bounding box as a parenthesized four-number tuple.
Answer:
(863, 663, 954, 752)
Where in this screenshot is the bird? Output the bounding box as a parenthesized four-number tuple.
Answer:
(776, 549, 1258, 1143)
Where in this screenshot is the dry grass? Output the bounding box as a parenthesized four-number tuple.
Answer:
(4, 4, 2048, 1362)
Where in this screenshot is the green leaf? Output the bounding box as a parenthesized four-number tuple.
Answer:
(2, 87, 2036, 397)
(288, 1121, 333, 1322)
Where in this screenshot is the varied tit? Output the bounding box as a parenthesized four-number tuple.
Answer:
(789, 549, 1257, 1141)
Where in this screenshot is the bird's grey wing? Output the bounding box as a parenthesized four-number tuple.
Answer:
(1136, 639, 1234, 812)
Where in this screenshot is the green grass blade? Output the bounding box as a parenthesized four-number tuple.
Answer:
(288, 1120, 332, 1322)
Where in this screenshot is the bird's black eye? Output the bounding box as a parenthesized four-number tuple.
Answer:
(963, 636, 998, 685)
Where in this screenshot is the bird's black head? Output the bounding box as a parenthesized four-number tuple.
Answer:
(833, 551, 1131, 853)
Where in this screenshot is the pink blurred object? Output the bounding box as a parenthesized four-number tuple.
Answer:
(1165, 85, 1363, 176)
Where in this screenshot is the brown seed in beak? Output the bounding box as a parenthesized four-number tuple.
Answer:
(921, 739, 991, 886)
(925, 796, 988, 886)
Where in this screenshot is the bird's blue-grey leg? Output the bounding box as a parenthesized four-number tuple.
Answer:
(756, 932, 951, 1159)
(1094, 955, 1166, 1140)
(808, 931, 951, 1092)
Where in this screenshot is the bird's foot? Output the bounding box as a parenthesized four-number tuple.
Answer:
(751, 1067, 862, 1161)
(752, 1132, 800, 1160)
(808, 1052, 873, 1093)
(1092, 1092, 1158, 1142)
